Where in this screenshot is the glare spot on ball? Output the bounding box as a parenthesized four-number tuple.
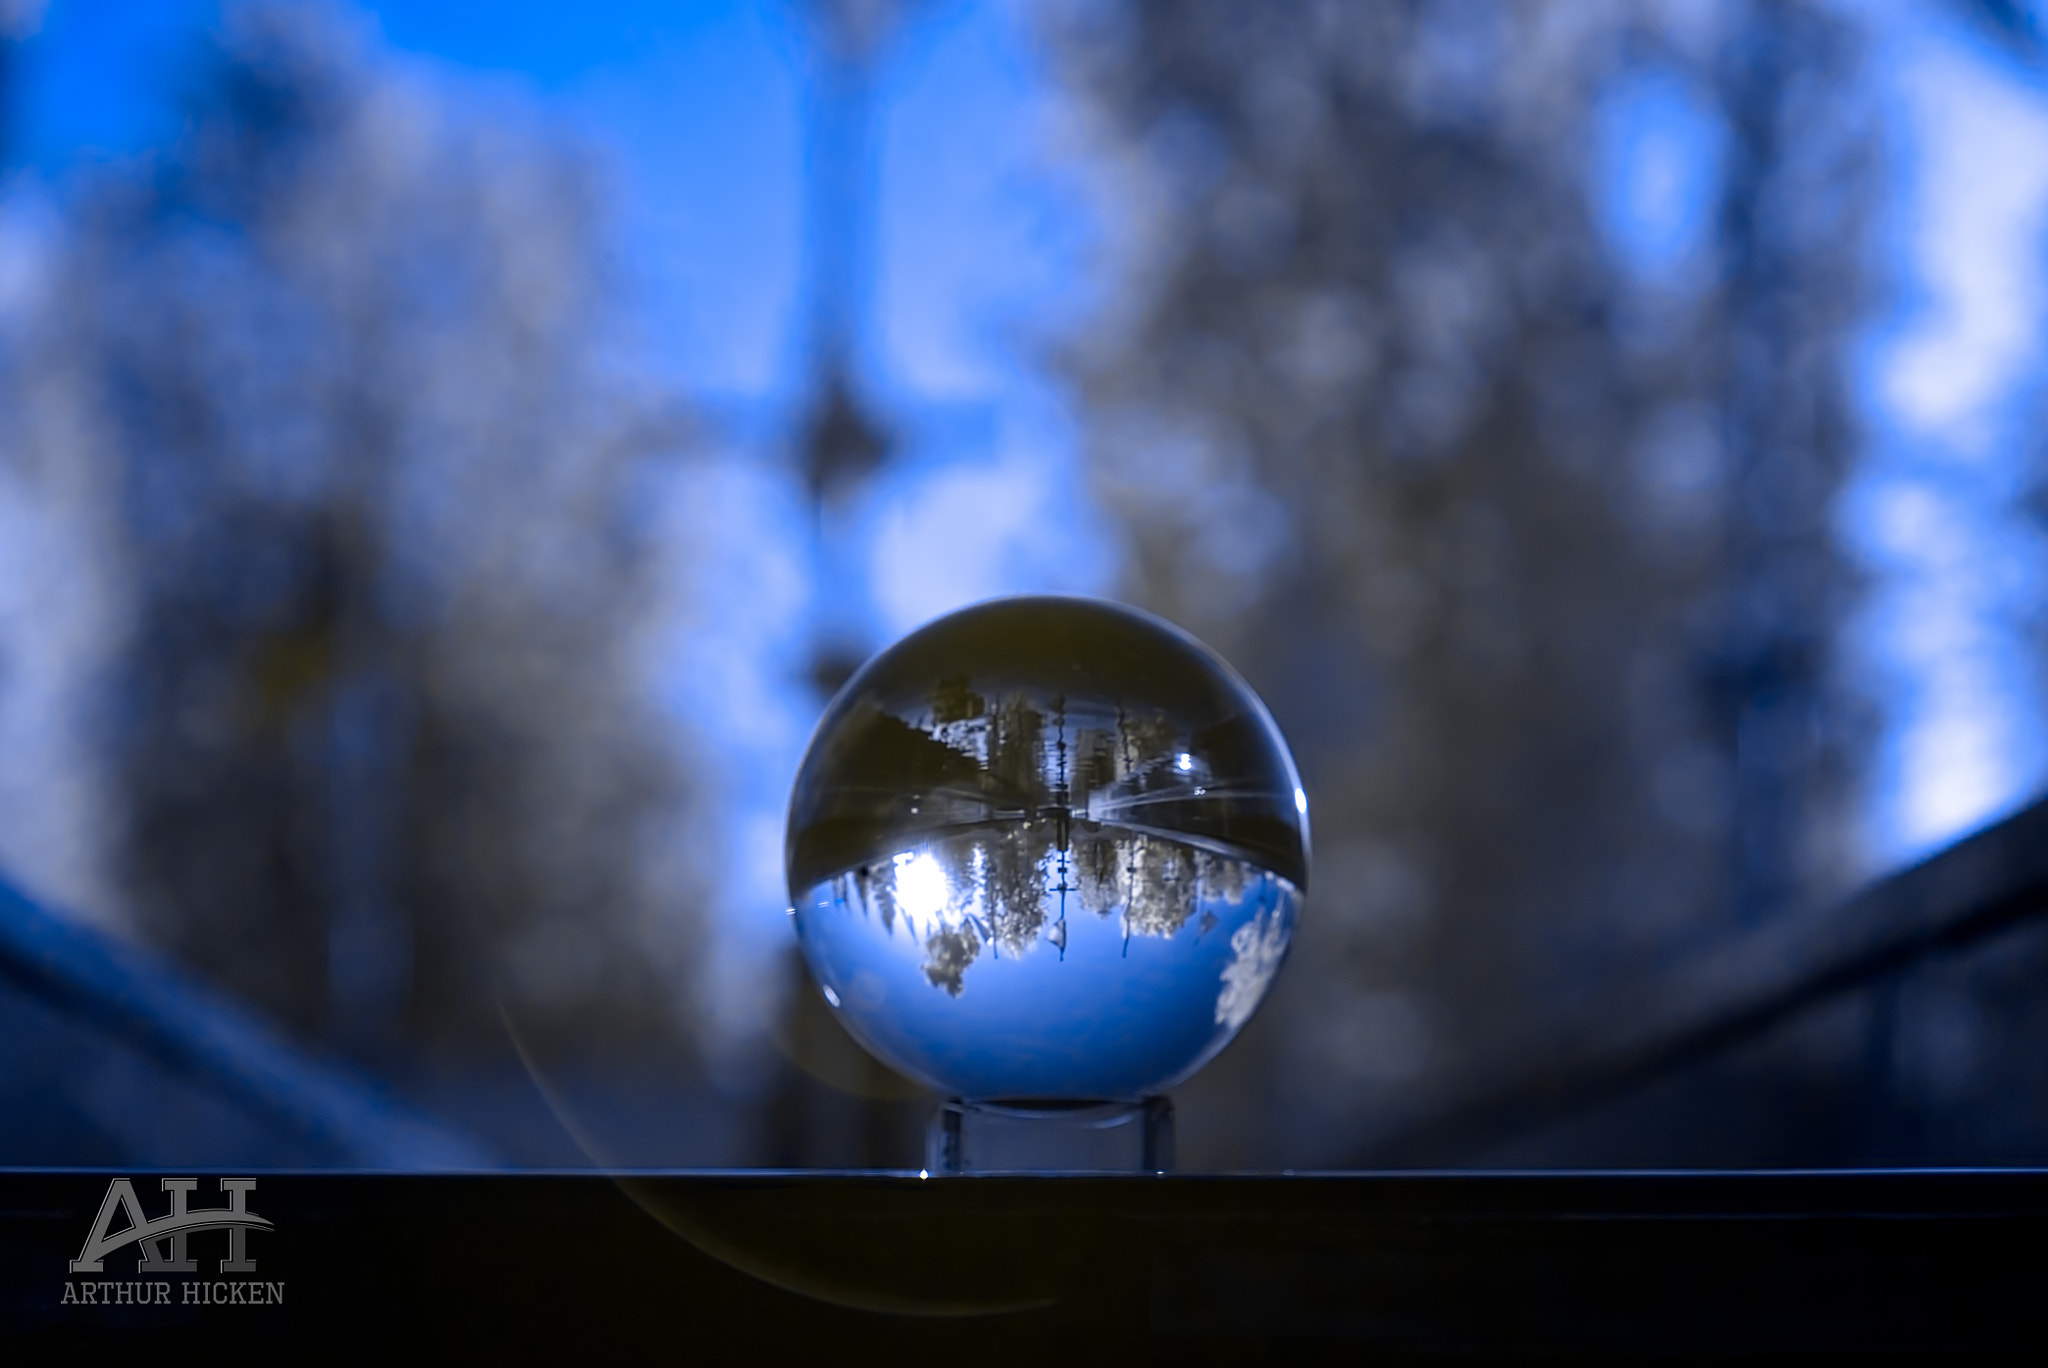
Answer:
(894, 851, 951, 921)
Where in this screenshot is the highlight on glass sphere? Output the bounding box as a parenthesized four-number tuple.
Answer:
(785, 596, 1310, 1103)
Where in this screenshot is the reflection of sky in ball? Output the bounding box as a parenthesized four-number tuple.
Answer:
(796, 835, 1300, 1101)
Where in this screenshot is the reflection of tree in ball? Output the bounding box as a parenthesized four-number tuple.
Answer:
(786, 597, 1310, 1103)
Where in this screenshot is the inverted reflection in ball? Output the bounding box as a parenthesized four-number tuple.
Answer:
(786, 597, 1310, 1102)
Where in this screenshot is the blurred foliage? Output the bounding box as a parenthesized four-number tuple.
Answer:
(12, 5, 711, 1074)
(1043, 0, 1874, 1164)
(6, 0, 2042, 1170)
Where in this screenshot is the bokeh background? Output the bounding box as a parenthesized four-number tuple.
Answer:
(4, 0, 2048, 1170)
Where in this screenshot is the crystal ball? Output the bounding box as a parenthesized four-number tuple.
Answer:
(786, 596, 1309, 1103)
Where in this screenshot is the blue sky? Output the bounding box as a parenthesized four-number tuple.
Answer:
(7, 0, 1092, 397)
(5, 1, 2048, 994)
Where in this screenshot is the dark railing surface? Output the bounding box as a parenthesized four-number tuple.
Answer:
(4, 1168, 2045, 1358)
(0, 877, 492, 1169)
(1353, 795, 2048, 1165)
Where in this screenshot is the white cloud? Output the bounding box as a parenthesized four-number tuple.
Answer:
(1849, 480, 2048, 864)
(868, 412, 1114, 639)
(1881, 43, 2048, 449)
(1847, 11, 2048, 870)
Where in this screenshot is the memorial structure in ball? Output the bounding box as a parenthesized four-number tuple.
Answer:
(786, 597, 1310, 1168)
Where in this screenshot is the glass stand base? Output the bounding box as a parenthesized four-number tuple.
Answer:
(928, 1097, 1175, 1174)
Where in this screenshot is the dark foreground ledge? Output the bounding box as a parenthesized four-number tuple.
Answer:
(3, 1169, 2044, 1360)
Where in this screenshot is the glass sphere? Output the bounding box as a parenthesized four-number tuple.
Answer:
(786, 596, 1309, 1103)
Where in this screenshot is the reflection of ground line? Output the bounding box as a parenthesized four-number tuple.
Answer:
(1084, 784, 1274, 815)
